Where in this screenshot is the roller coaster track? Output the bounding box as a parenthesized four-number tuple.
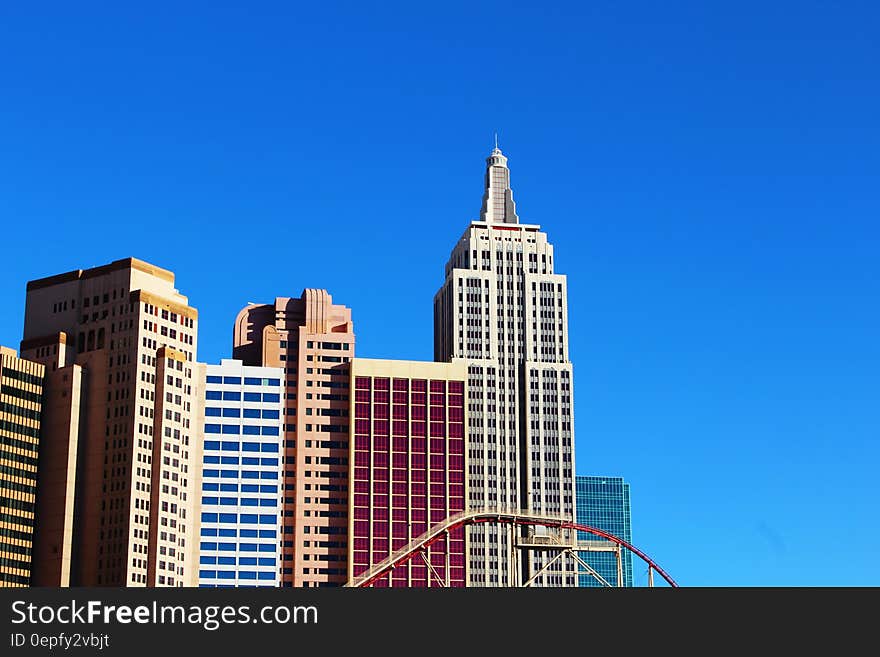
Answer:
(347, 508, 677, 588)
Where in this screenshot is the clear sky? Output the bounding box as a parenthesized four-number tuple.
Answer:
(1, 1, 877, 586)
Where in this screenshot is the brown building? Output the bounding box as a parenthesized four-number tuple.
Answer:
(21, 257, 202, 586)
(0, 346, 45, 587)
(233, 290, 353, 587)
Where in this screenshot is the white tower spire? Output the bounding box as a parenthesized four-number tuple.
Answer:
(479, 145, 519, 224)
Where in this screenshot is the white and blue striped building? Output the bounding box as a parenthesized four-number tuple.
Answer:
(198, 359, 284, 587)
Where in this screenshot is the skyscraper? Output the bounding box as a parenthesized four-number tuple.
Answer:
(575, 476, 633, 587)
(198, 360, 284, 588)
(233, 290, 354, 587)
(348, 358, 467, 587)
(21, 257, 202, 586)
(24, 334, 83, 587)
(0, 346, 44, 587)
(434, 148, 576, 586)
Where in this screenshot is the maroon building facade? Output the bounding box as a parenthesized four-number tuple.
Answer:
(349, 359, 467, 587)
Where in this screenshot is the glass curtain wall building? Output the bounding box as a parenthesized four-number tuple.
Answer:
(575, 476, 633, 587)
(198, 360, 284, 587)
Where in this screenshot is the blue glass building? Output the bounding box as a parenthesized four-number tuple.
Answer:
(198, 359, 284, 587)
(575, 476, 633, 587)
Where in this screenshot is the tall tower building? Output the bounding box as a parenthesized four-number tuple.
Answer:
(198, 360, 284, 588)
(434, 148, 576, 586)
(576, 475, 633, 587)
(233, 290, 354, 587)
(0, 346, 44, 587)
(21, 257, 202, 586)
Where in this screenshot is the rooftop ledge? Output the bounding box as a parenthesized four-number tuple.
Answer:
(468, 220, 542, 230)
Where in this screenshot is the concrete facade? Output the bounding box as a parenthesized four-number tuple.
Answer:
(21, 257, 201, 586)
(233, 290, 354, 587)
(434, 149, 577, 586)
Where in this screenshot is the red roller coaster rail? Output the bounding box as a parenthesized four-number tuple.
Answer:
(349, 510, 678, 588)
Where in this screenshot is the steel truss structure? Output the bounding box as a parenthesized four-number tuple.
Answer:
(347, 509, 677, 588)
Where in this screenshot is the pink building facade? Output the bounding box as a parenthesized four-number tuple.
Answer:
(233, 290, 354, 588)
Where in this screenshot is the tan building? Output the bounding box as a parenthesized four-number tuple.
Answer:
(233, 290, 354, 587)
(21, 257, 202, 586)
(0, 346, 45, 587)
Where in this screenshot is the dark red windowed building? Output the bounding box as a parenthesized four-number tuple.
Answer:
(349, 359, 467, 587)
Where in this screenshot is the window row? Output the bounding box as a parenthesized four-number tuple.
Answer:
(206, 376, 281, 386)
(200, 514, 277, 525)
(205, 407, 280, 419)
(202, 470, 278, 480)
(205, 391, 281, 402)
(200, 557, 276, 566)
(203, 440, 279, 452)
(202, 483, 277, 493)
(199, 571, 275, 581)
(201, 496, 278, 507)
(203, 425, 280, 436)
(200, 528, 276, 538)
(202, 456, 278, 466)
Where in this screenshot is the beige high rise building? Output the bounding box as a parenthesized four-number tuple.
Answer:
(21, 257, 202, 587)
(233, 290, 354, 587)
(0, 346, 45, 587)
(434, 148, 577, 586)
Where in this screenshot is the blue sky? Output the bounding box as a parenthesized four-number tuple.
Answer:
(1, 1, 877, 586)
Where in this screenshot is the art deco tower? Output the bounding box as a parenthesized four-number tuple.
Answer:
(233, 291, 354, 587)
(434, 148, 576, 586)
